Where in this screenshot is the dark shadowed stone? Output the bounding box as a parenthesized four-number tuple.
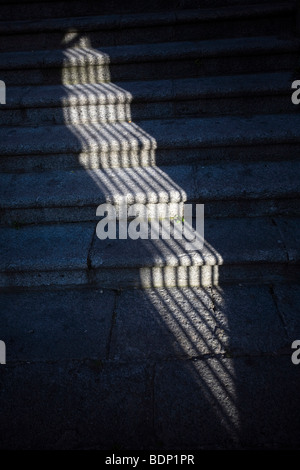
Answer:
(0, 288, 116, 361)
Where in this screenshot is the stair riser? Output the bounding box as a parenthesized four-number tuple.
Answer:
(89, 263, 299, 289)
(0, 16, 293, 52)
(0, 269, 88, 289)
(2, 197, 299, 226)
(1, 52, 297, 86)
(1, 262, 298, 289)
(1, 93, 295, 127)
(1, 142, 299, 173)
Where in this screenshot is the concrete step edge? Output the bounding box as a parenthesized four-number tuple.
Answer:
(0, 114, 299, 156)
(1, 159, 299, 211)
(0, 36, 298, 70)
(1, 216, 299, 289)
(4, 72, 294, 109)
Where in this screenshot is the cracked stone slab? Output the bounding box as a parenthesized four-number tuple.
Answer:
(109, 287, 220, 361)
(88, 216, 296, 288)
(274, 217, 300, 263)
(1, 223, 94, 272)
(211, 284, 287, 354)
(272, 283, 300, 342)
(0, 223, 95, 287)
(109, 284, 288, 362)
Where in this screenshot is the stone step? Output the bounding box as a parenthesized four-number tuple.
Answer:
(0, 3, 295, 52)
(1, 216, 299, 288)
(0, 114, 299, 173)
(0, 0, 290, 21)
(1, 160, 299, 225)
(1, 221, 94, 288)
(0, 36, 298, 85)
(2, 73, 297, 127)
(1, 282, 300, 451)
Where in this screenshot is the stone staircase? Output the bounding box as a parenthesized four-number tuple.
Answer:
(1, 0, 300, 451)
(1, 0, 300, 290)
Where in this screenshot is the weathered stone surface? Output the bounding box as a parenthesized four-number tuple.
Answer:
(1, 160, 299, 225)
(110, 287, 219, 360)
(0, 0, 299, 451)
(0, 284, 299, 449)
(1, 223, 94, 272)
(1, 114, 300, 155)
(154, 356, 300, 449)
(1, 216, 298, 289)
(1, 36, 298, 70)
(0, 361, 153, 450)
(0, 288, 116, 361)
(109, 284, 289, 361)
(91, 216, 286, 268)
(0, 3, 293, 35)
(273, 283, 300, 341)
(1, 36, 298, 85)
(0, 223, 94, 287)
(275, 217, 300, 263)
(211, 285, 287, 354)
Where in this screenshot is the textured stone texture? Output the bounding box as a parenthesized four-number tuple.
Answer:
(2, 73, 295, 127)
(0, 284, 299, 449)
(0, 288, 116, 361)
(1, 36, 299, 85)
(275, 217, 300, 263)
(90, 216, 287, 268)
(1, 114, 300, 156)
(211, 285, 287, 354)
(272, 283, 300, 341)
(0, 223, 94, 287)
(1, 216, 299, 289)
(154, 356, 300, 449)
(0, 361, 154, 450)
(0, 0, 299, 450)
(1, 160, 299, 225)
(109, 285, 288, 361)
(109, 287, 219, 360)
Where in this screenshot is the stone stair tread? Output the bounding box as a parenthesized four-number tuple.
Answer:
(1, 0, 300, 450)
(1, 222, 95, 272)
(1, 216, 297, 275)
(0, 113, 300, 156)
(0, 3, 299, 289)
(89, 216, 294, 269)
(4, 72, 293, 109)
(0, 36, 298, 70)
(0, 3, 294, 34)
(1, 160, 299, 210)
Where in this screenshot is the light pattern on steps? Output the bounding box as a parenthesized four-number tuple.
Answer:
(49, 33, 240, 440)
(61, 34, 205, 257)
